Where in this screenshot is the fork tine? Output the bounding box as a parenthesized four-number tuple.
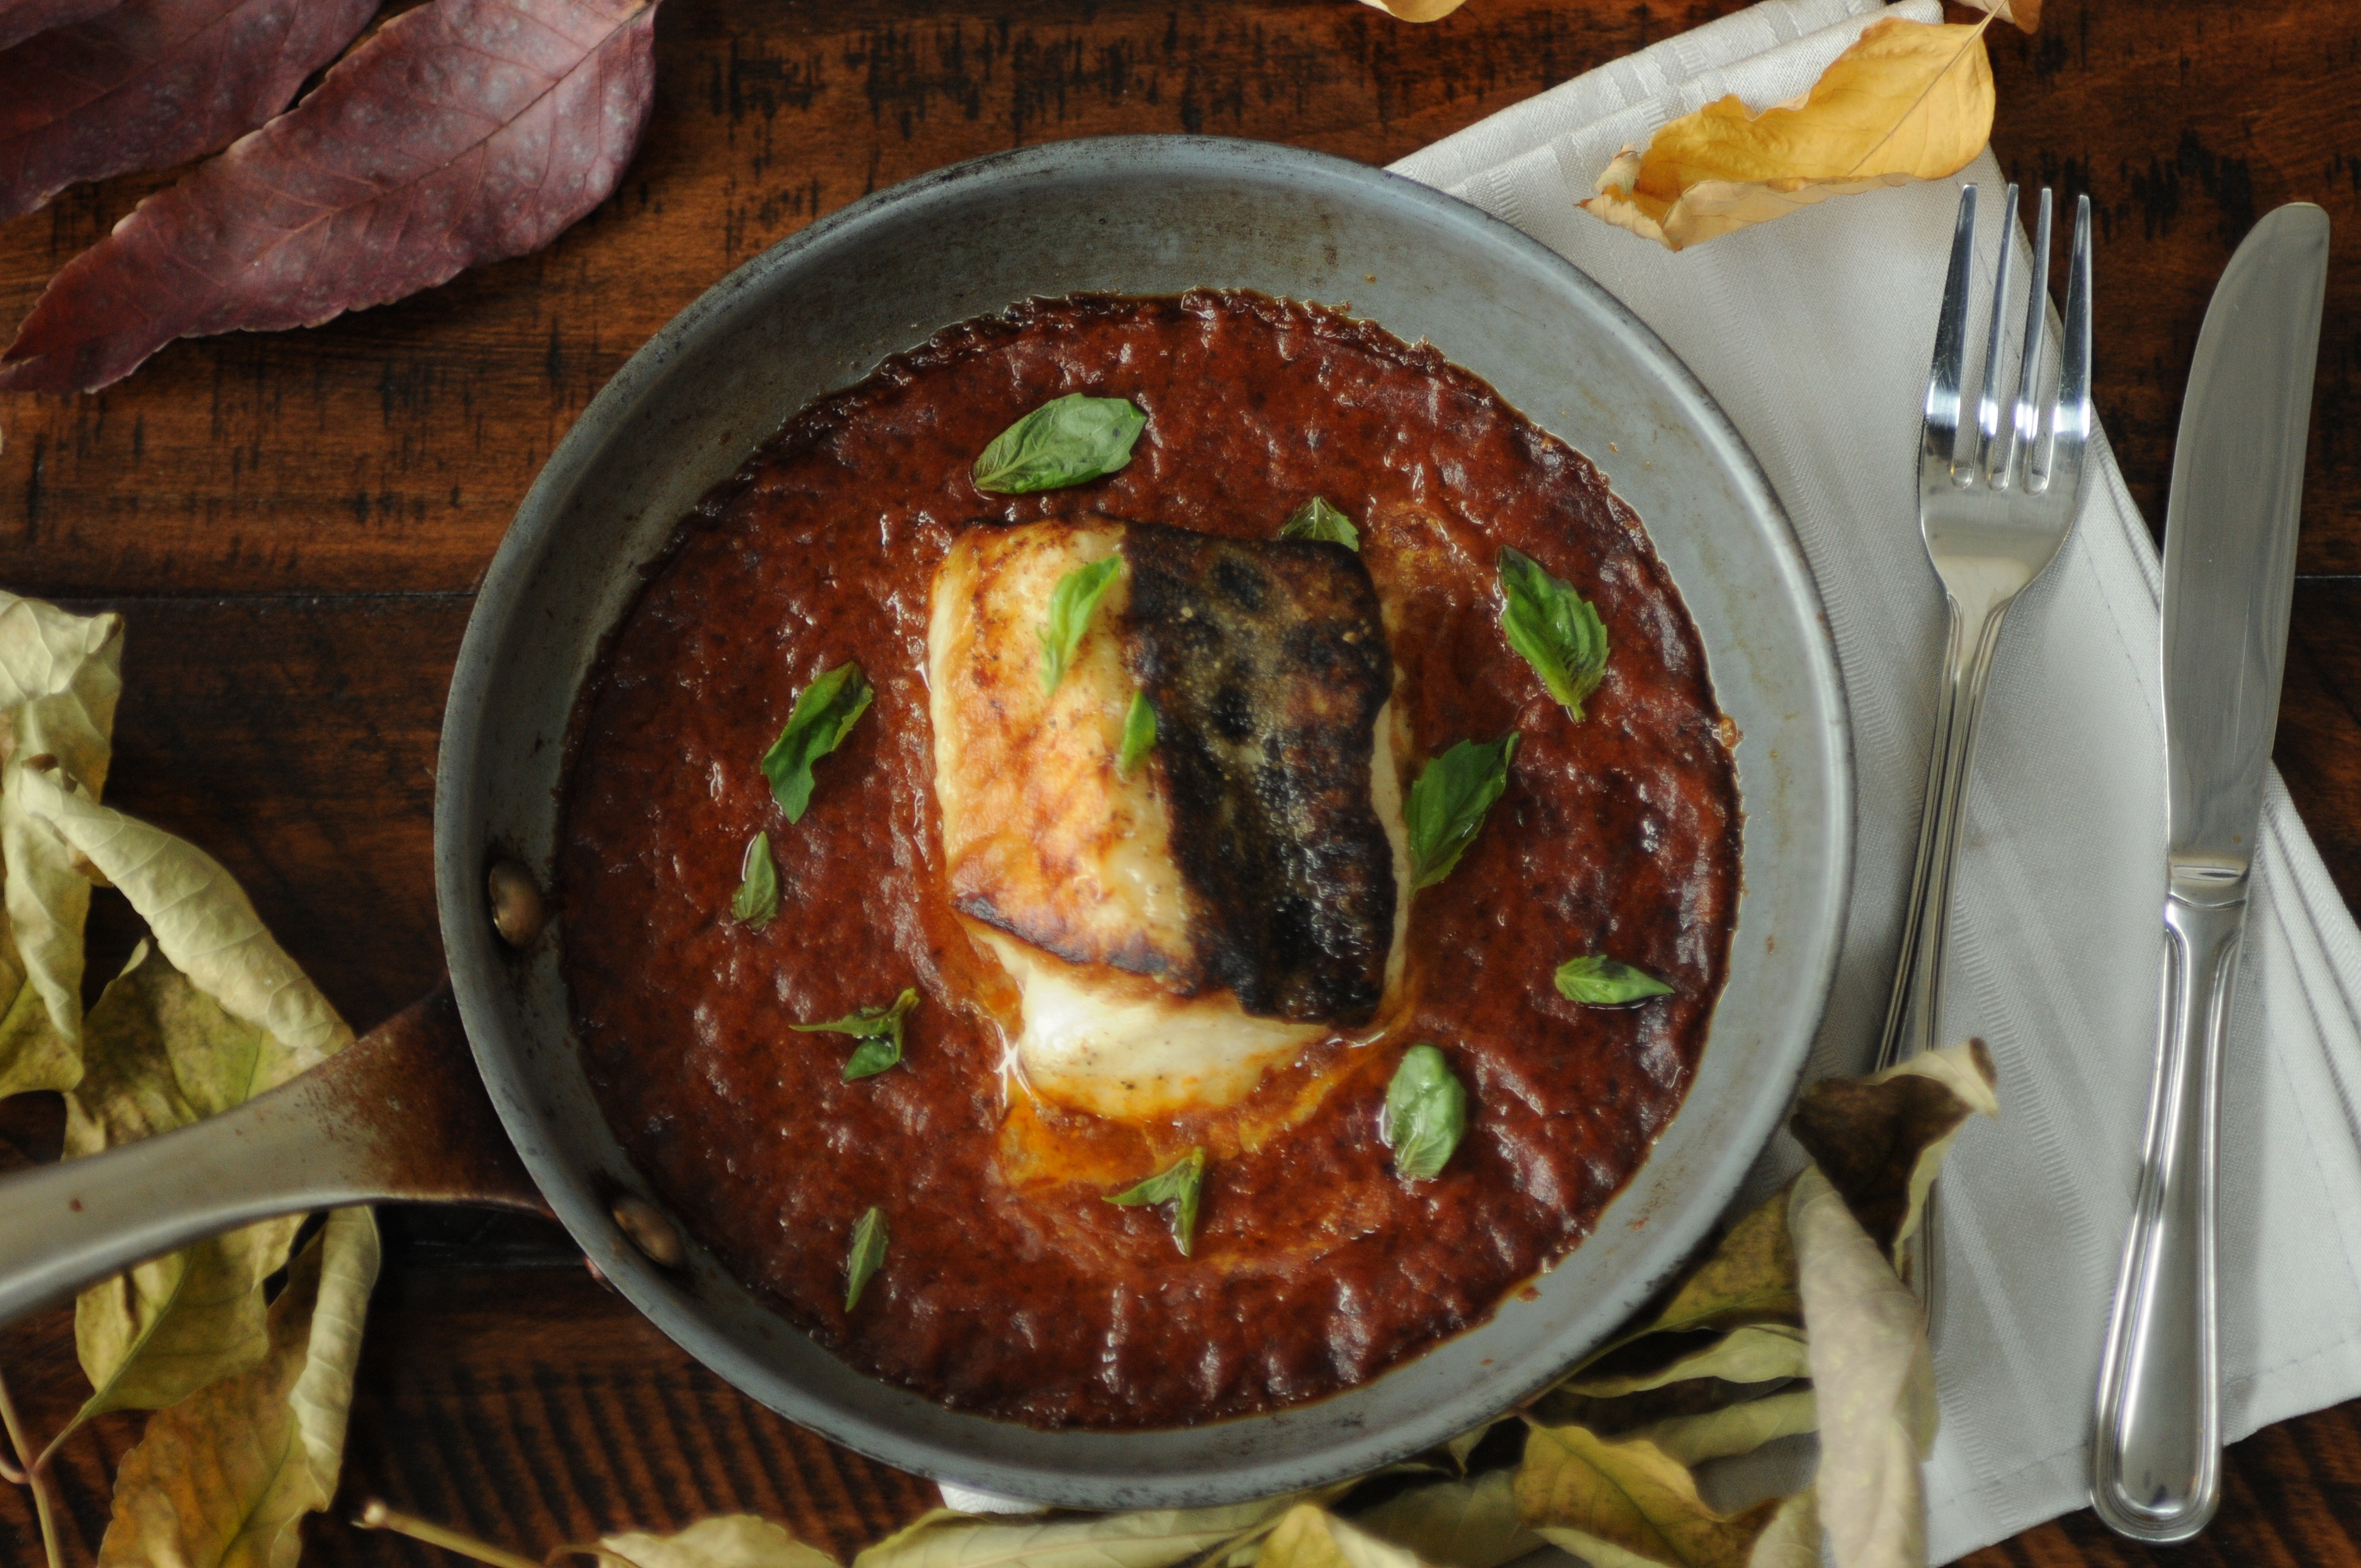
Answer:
(1975, 182, 2020, 484)
(2008, 187, 2055, 488)
(2038, 193, 2094, 493)
(1924, 184, 1978, 466)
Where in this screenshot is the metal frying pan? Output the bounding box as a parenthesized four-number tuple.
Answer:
(0, 137, 1852, 1511)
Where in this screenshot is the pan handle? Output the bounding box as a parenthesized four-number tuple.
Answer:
(0, 981, 547, 1325)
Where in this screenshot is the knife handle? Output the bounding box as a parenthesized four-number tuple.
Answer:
(2091, 880, 2245, 1542)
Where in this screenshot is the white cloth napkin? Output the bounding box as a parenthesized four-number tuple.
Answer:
(1396, 4, 2361, 1559)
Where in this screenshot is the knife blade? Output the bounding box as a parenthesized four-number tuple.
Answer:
(2091, 201, 2330, 1545)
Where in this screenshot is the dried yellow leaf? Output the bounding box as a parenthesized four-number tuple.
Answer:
(1789, 1167, 1935, 1568)
(1351, 1471, 1539, 1568)
(851, 1495, 1313, 1568)
(1258, 1506, 1435, 1568)
(1560, 1322, 1810, 1399)
(1631, 1385, 1819, 1469)
(15, 766, 352, 1064)
(0, 591, 122, 1096)
(1515, 1423, 1816, 1568)
(1583, 17, 1994, 252)
(67, 948, 313, 1433)
(93, 1207, 379, 1568)
(1354, 0, 1469, 21)
(582, 1515, 843, 1568)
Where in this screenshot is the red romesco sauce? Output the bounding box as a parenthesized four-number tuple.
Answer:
(558, 291, 1741, 1430)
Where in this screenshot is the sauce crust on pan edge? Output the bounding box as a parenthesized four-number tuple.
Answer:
(556, 289, 1743, 1430)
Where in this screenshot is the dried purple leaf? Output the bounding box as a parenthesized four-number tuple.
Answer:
(0, 0, 378, 221)
(0, 0, 115, 55)
(0, 0, 659, 394)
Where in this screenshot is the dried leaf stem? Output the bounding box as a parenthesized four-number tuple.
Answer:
(356, 1499, 545, 1568)
(0, 1369, 62, 1568)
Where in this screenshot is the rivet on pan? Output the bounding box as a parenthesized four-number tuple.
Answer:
(487, 861, 546, 947)
(612, 1195, 684, 1268)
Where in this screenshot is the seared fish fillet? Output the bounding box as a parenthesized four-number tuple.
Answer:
(929, 519, 1408, 1120)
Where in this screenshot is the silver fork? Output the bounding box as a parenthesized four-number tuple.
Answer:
(1877, 183, 2094, 1304)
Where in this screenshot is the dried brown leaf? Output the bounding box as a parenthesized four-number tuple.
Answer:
(0, 0, 378, 221)
(1789, 1040, 1998, 1261)
(1582, 17, 1995, 251)
(0, 0, 659, 393)
(0, 0, 113, 55)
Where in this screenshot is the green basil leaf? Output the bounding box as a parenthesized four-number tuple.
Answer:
(731, 831, 780, 930)
(1107, 1146, 1207, 1257)
(1406, 733, 1520, 890)
(1554, 955, 1675, 1005)
(760, 662, 874, 824)
(973, 394, 1147, 494)
(1279, 496, 1361, 549)
(1498, 547, 1609, 720)
(841, 1037, 900, 1080)
(845, 1206, 888, 1310)
(1118, 689, 1157, 777)
(1384, 1043, 1467, 1182)
(1038, 556, 1122, 694)
(793, 987, 919, 1080)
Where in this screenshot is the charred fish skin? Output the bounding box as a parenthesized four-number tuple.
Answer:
(1118, 521, 1396, 1025)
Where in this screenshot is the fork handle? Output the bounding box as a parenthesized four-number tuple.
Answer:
(1876, 589, 2014, 1314)
(2090, 880, 2242, 1543)
(1881, 590, 2012, 1067)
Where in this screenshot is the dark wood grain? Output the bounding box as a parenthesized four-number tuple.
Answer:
(3, 0, 2361, 1563)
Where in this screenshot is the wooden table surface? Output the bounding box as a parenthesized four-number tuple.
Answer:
(2, 0, 2358, 1562)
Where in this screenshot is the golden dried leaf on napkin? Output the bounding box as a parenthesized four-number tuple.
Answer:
(1583, 17, 1995, 251)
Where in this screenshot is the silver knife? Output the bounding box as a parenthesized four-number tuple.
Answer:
(2090, 201, 2331, 1543)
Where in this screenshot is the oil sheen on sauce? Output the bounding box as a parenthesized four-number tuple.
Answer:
(557, 291, 1742, 1430)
